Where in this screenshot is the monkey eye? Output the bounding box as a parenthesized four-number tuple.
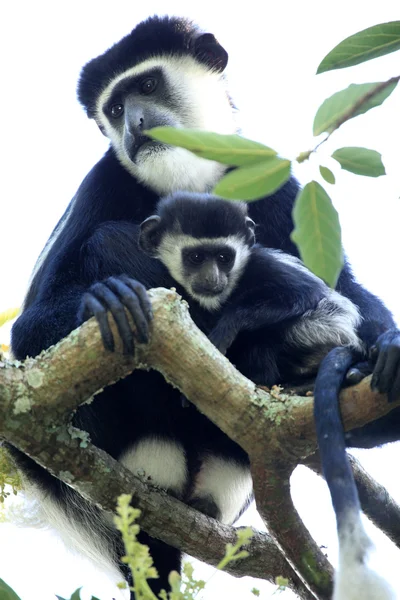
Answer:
(140, 78, 158, 95)
(217, 251, 234, 265)
(187, 251, 205, 265)
(110, 104, 124, 118)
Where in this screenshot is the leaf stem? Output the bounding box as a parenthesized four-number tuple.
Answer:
(297, 74, 400, 163)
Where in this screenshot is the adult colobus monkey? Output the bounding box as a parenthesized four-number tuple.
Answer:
(9, 14, 400, 597)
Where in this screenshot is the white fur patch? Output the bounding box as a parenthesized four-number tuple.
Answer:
(268, 249, 323, 281)
(271, 250, 363, 351)
(333, 508, 396, 600)
(191, 455, 253, 524)
(24, 483, 119, 573)
(127, 146, 227, 197)
(157, 233, 251, 311)
(273, 249, 364, 360)
(95, 55, 236, 195)
(287, 291, 363, 355)
(119, 436, 188, 496)
(18, 438, 187, 576)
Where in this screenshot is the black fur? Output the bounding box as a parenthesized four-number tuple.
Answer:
(314, 347, 364, 526)
(149, 191, 250, 239)
(10, 14, 400, 598)
(78, 15, 227, 118)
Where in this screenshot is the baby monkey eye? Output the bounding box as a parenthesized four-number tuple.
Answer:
(110, 103, 124, 118)
(217, 252, 234, 265)
(140, 77, 158, 94)
(188, 251, 205, 265)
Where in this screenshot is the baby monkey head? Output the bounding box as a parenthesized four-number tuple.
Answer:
(139, 192, 255, 310)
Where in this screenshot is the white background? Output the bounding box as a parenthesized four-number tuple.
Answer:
(1, 2, 400, 599)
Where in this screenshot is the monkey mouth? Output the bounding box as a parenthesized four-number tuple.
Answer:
(191, 286, 225, 298)
(127, 137, 167, 162)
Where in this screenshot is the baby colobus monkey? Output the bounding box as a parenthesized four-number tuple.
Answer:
(140, 192, 396, 600)
(138, 192, 363, 382)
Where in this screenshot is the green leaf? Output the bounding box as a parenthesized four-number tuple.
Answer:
(317, 21, 400, 73)
(332, 147, 385, 177)
(146, 127, 277, 166)
(0, 579, 22, 600)
(313, 81, 397, 136)
(291, 181, 343, 287)
(319, 166, 336, 184)
(213, 157, 291, 201)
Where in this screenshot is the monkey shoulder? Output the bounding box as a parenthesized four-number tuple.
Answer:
(234, 246, 326, 310)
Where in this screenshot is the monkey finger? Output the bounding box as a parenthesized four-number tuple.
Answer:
(91, 283, 134, 354)
(345, 368, 365, 386)
(344, 361, 371, 387)
(388, 369, 400, 404)
(376, 350, 400, 396)
(122, 276, 153, 321)
(369, 344, 379, 362)
(105, 277, 150, 345)
(371, 349, 388, 392)
(78, 296, 94, 324)
(80, 293, 115, 352)
(180, 394, 190, 408)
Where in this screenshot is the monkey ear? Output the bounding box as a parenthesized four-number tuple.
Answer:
(192, 33, 228, 72)
(245, 217, 256, 246)
(139, 215, 162, 257)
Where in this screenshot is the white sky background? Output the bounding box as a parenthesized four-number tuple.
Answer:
(1, 1, 400, 599)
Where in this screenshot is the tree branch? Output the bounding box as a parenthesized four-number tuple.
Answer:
(303, 452, 400, 550)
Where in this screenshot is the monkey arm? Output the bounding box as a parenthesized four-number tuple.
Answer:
(336, 267, 400, 401)
(12, 286, 84, 359)
(208, 297, 311, 356)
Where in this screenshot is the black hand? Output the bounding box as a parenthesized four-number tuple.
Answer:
(370, 329, 400, 403)
(78, 275, 152, 354)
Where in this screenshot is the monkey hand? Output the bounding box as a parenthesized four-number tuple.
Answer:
(370, 328, 400, 403)
(77, 275, 153, 354)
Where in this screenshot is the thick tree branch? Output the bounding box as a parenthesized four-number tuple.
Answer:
(2, 289, 397, 450)
(253, 457, 333, 600)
